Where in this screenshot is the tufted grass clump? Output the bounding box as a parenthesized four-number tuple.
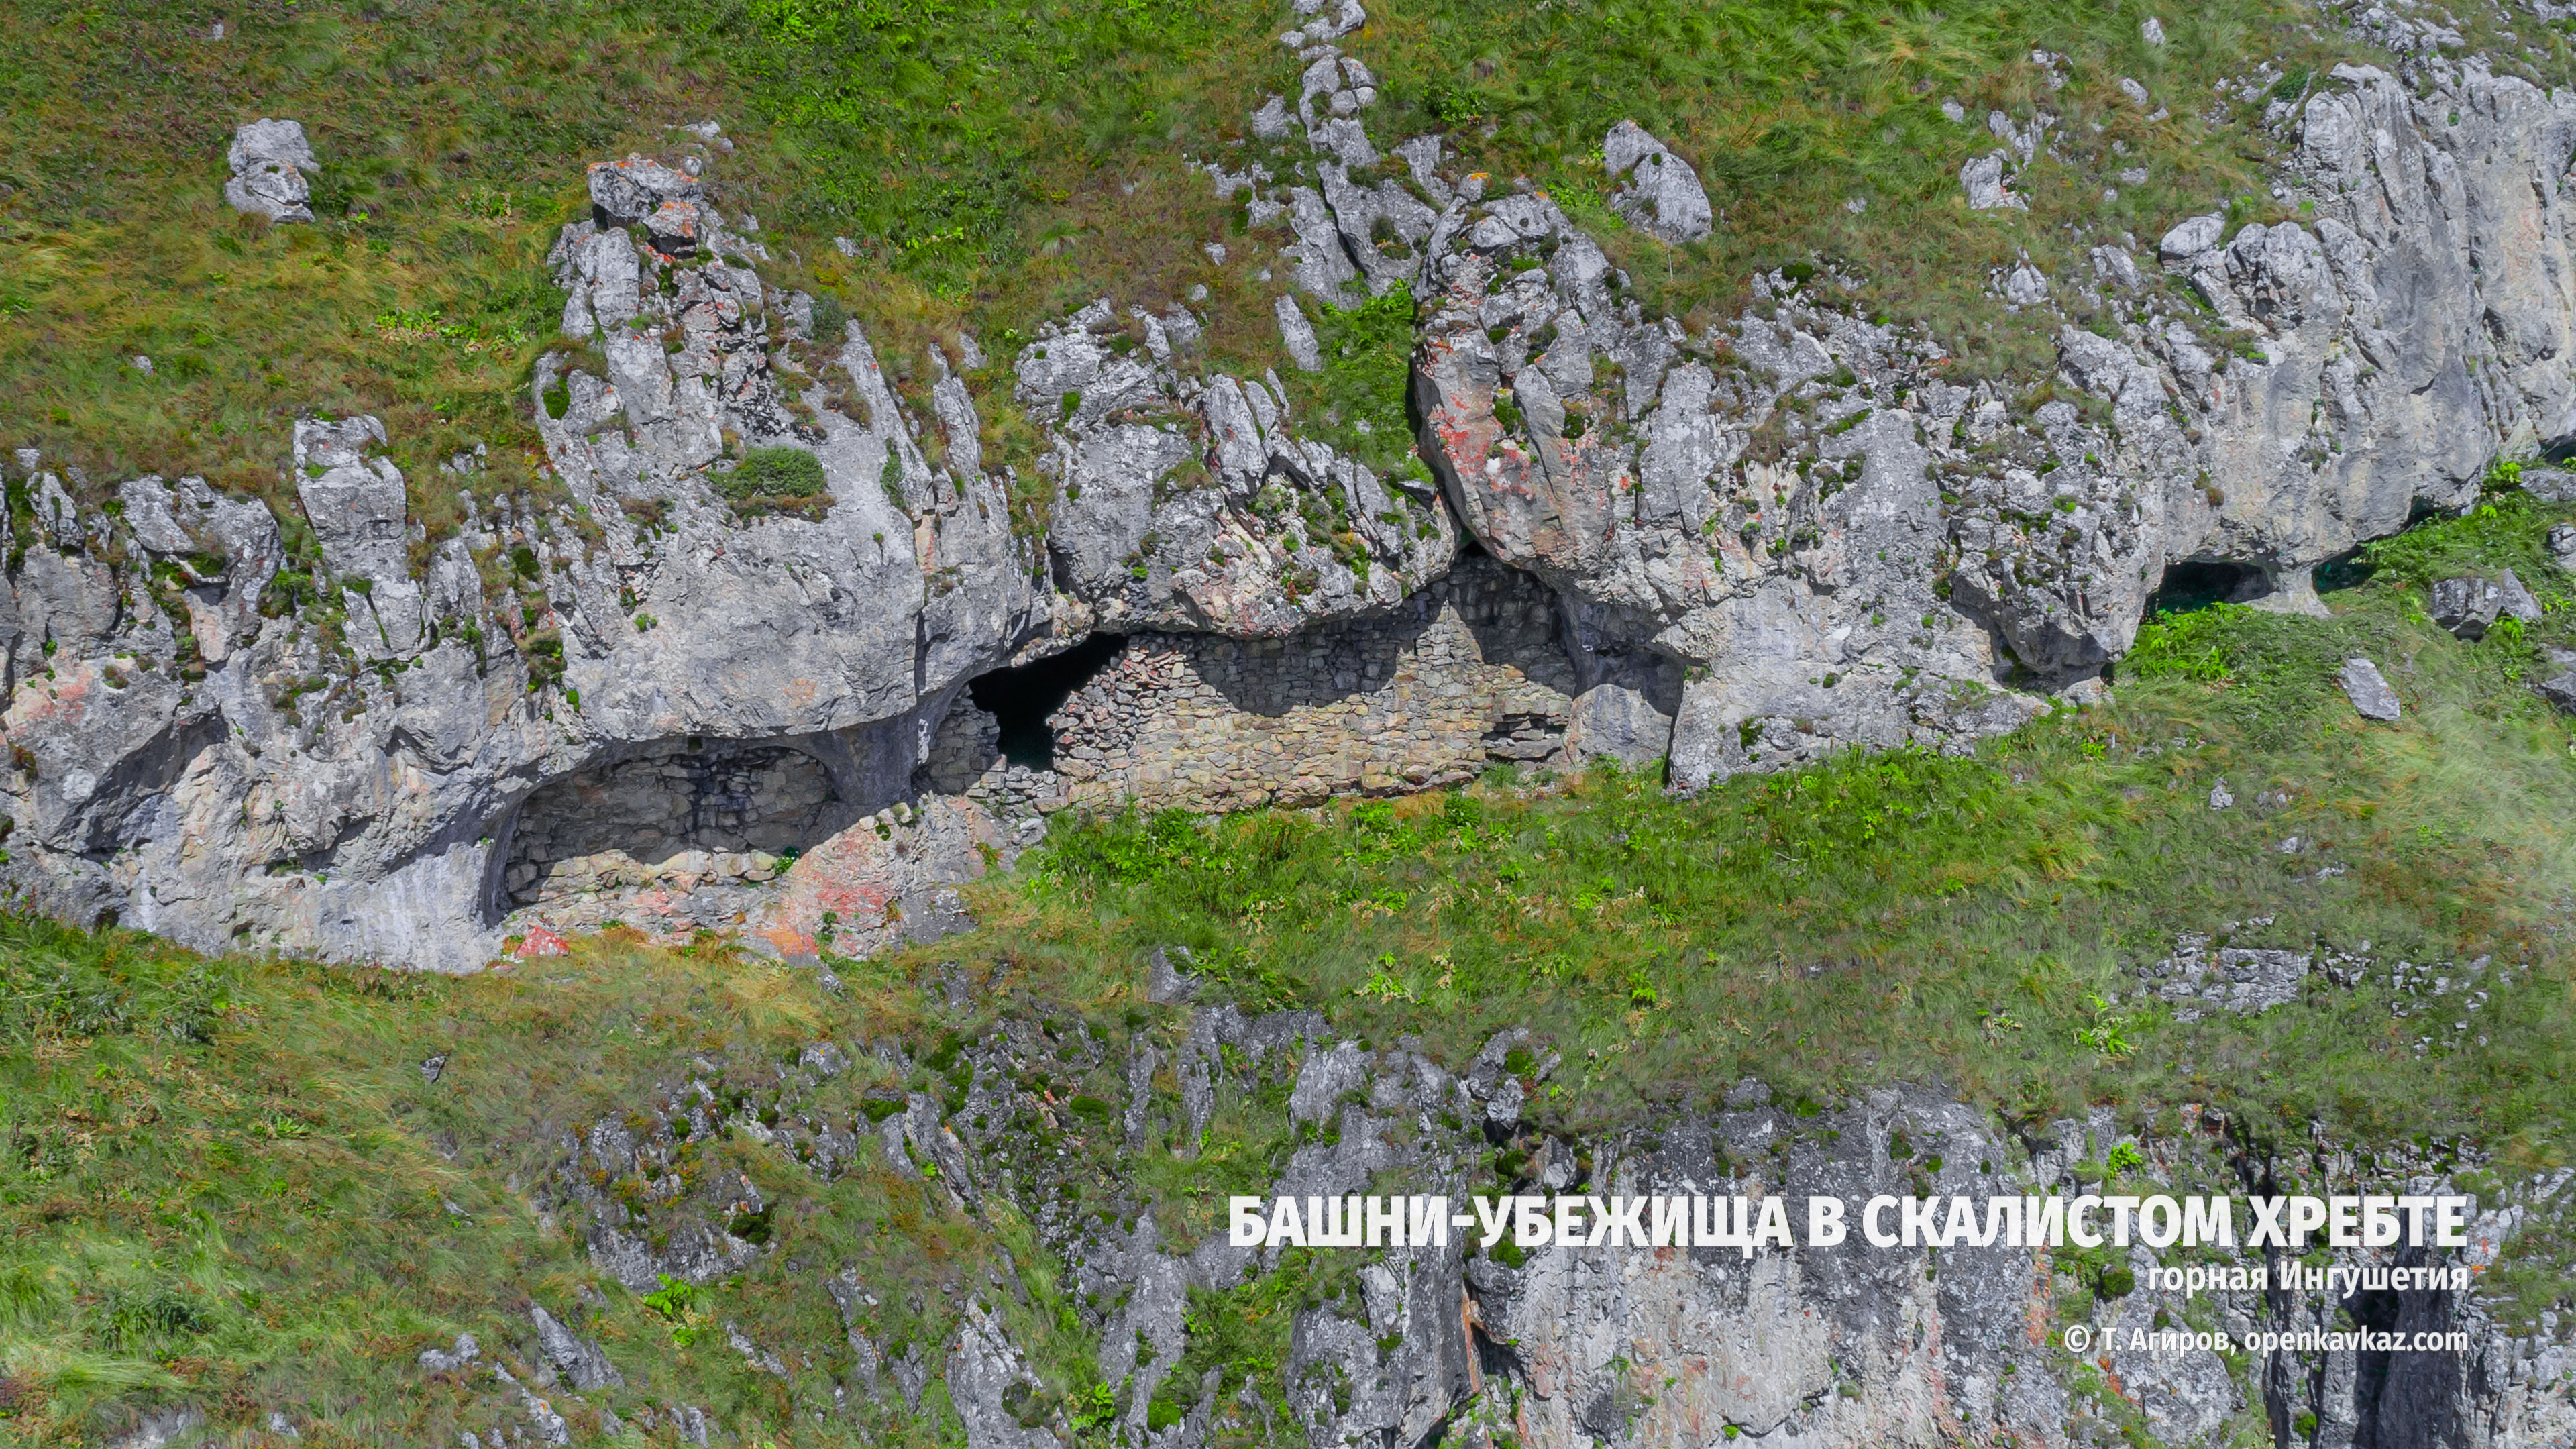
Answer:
(1279, 285, 1421, 475)
(716, 445, 831, 520)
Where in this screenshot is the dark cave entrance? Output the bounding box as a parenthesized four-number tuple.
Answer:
(2146, 560, 2266, 616)
(501, 738, 857, 910)
(2314, 543, 2373, 595)
(967, 633, 1127, 770)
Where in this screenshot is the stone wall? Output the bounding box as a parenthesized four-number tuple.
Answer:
(1026, 554, 1582, 812)
(503, 741, 859, 924)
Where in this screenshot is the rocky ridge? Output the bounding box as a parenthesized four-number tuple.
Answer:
(5, 0, 2576, 979)
(458, 967, 2573, 1449)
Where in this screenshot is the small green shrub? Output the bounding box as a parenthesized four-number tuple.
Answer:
(727, 1203, 776, 1245)
(810, 291, 852, 341)
(719, 447, 832, 519)
(730, 447, 827, 498)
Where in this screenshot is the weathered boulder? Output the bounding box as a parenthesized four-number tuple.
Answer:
(2538, 670, 2576, 713)
(223, 118, 317, 222)
(585, 154, 702, 229)
(1602, 120, 1713, 243)
(2341, 656, 2403, 720)
(1960, 151, 2026, 211)
(2497, 568, 2544, 624)
(2430, 576, 2505, 639)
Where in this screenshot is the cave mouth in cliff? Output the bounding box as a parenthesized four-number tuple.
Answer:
(501, 740, 856, 912)
(2146, 560, 2266, 616)
(2314, 543, 2373, 595)
(967, 633, 1128, 771)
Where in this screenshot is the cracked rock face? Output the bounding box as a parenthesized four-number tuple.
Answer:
(1409, 198, 2015, 786)
(1015, 300, 1459, 638)
(2172, 64, 2576, 582)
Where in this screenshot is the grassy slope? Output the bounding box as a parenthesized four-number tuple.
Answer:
(0, 2, 729, 537)
(21, 0, 2567, 527)
(3, 497, 2572, 1444)
(1013, 493, 2576, 1159)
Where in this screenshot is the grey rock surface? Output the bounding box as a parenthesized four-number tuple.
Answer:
(2140, 932, 2315, 1017)
(419, 1332, 480, 1371)
(2341, 656, 2404, 720)
(949, 1301, 1063, 1449)
(2431, 575, 2506, 639)
(1601, 121, 1713, 243)
(2537, 669, 2576, 714)
(529, 1303, 624, 1391)
(2498, 568, 2544, 624)
(107, 1407, 205, 1449)
(224, 118, 317, 222)
(1961, 151, 2027, 210)
(1014, 301, 1458, 638)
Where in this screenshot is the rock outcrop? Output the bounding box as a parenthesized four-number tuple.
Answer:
(223, 117, 318, 223)
(550, 990, 2576, 1449)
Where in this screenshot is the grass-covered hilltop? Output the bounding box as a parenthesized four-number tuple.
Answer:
(5, 1, 2576, 1447)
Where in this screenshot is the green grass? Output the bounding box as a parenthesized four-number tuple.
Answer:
(1281, 286, 1419, 474)
(13, 0, 2553, 534)
(0, 3, 729, 539)
(1356, 0, 2351, 373)
(0, 910, 1120, 1446)
(2360, 482, 2576, 593)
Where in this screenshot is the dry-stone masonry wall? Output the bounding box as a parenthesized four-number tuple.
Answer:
(1034, 555, 1581, 812)
(503, 740, 856, 916)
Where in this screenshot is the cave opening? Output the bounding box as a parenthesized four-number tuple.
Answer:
(967, 633, 1127, 770)
(2146, 559, 2266, 616)
(2314, 543, 2373, 594)
(502, 739, 856, 913)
